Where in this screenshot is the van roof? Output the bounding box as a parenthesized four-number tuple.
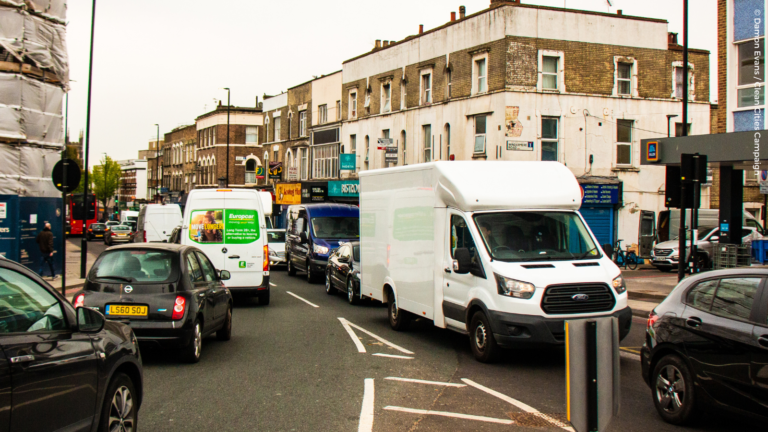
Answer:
(360, 161, 581, 212)
(187, 188, 263, 200)
(289, 203, 360, 218)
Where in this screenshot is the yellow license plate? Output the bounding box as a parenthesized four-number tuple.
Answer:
(106, 305, 148, 316)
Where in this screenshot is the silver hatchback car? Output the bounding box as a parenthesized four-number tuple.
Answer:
(651, 226, 761, 271)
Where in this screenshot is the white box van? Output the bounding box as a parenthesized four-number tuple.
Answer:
(182, 188, 270, 303)
(121, 210, 139, 225)
(135, 203, 183, 243)
(360, 161, 631, 362)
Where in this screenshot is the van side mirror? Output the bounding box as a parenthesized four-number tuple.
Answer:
(453, 248, 472, 274)
(300, 231, 308, 244)
(219, 270, 231, 281)
(77, 307, 105, 333)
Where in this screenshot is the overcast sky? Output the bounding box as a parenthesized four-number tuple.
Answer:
(64, 0, 717, 166)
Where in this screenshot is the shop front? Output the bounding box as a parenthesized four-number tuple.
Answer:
(578, 181, 622, 248)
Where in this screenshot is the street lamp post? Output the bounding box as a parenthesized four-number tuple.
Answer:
(80, 0, 97, 279)
(224, 88, 230, 187)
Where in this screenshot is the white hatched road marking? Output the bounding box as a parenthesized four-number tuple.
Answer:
(269, 282, 276, 287)
(385, 377, 465, 387)
(285, 291, 319, 308)
(372, 353, 413, 360)
(342, 318, 414, 355)
(338, 318, 366, 353)
(384, 406, 514, 425)
(461, 379, 574, 431)
(358, 379, 375, 432)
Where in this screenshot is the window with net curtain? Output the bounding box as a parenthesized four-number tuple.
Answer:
(543, 56, 558, 90)
(245, 159, 257, 184)
(474, 116, 486, 154)
(616, 119, 633, 165)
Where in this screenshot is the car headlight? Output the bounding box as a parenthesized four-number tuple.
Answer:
(612, 275, 627, 294)
(313, 244, 329, 255)
(494, 273, 535, 299)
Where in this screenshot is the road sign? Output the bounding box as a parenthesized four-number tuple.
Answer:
(385, 146, 398, 163)
(52, 158, 81, 193)
(506, 140, 534, 151)
(377, 138, 393, 150)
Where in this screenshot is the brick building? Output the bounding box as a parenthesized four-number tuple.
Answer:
(144, 138, 163, 202)
(340, 0, 711, 247)
(262, 92, 288, 185)
(285, 81, 313, 181)
(710, 0, 764, 220)
(162, 124, 196, 203)
(195, 101, 265, 188)
(117, 159, 147, 206)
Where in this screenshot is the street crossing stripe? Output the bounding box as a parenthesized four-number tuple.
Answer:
(461, 379, 574, 431)
(385, 377, 465, 387)
(358, 379, 375, 432)
(269, 283, 276, 287)
(372, 353, 413, 359)
(384, 406, 514, 425)
(343, 318, 415, 355)
(285, 291, 319, 308)
(338, 318, 366, 353)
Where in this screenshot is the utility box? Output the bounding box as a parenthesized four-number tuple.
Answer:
(0, 195, 63, 274)
(566, 317, 620, 432)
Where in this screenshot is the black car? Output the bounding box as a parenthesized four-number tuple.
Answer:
(641, 268, 768, 424)
(87, 222, 108, 241)
(74, 243, 233, 363)
(325, 241, 361, 304)
(0, 256, 143, 431)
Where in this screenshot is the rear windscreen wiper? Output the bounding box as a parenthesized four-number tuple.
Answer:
(96, 275, 132, 283)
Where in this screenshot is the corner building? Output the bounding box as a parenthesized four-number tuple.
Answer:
(341, 0, 711, 249)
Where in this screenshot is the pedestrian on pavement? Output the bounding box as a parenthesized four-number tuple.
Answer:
(36, 222, 56, 279)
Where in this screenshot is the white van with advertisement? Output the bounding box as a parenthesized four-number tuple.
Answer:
(182, 189, 270, 304)
(360, 161, 631, 363)
(135, 203, 183, 243)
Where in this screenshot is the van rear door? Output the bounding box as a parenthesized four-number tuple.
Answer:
(220, 191, 264, 288)
(186, 193, 227, 272)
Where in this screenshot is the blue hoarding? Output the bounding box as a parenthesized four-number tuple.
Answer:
(0, 195, 63, 275)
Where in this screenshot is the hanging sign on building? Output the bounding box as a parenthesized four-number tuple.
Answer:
(275, 183, 301, 205)
(377, 138, 394, 150)
(385, 146, 399, 163)
(269, 162, 283, 179)
(255, 166, 265, 179)
(507, 141, 534, 151)
(340, 154, 356, 170)
(287, 167, 299, 181)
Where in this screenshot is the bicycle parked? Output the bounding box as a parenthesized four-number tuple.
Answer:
(612, 239, 639, 270)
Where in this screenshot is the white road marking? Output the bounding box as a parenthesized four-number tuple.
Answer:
(620, 351, 641, 362)
(385, 377, 465, 387)
(384, 406, 514, 425)
(338, 318, 366, 353)
(372, 353, 413, 360)
(269, 282, 277, 287)
(461, 379, 574, 431)
(342, 319, 415, 355)
(358, 379, 375, 432)
(285, 291, 319, 308)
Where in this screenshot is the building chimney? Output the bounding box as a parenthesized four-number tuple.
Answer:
(419, 24, 424, 34)
(255, 96, 259, 107)
(459, 6, 466, 19)
(616, 9, 622, 15)
(668, 32, 679, 45)
(383, 40, 389, 47)
(375, 39, 381, 49)
(451, 11, 456, 21)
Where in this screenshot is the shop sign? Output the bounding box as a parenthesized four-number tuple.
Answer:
(275, 183, 301, 205)
(328, 181, 359, 197)
(269, 162, 283, 179)
(581, 184, 621, 205)
(340, 154, 356, 170)
(287, 167, 299, 181)
(377, 138, 393, 150)
(302, 184, 327, 203)
(255, 166, 265, 178)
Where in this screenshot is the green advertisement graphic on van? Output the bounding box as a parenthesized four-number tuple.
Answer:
(189, 209, 260, 244)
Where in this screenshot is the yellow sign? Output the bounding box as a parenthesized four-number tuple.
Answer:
(276, 183, 301, 205)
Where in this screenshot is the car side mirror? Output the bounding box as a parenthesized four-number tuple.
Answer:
(219, 270, 231, 281)
(339, 255, 350, 263)
(77, 307, 105, 333)
(710, 236, 719, 242)
(453, 248, 472, 274)
(300, 231, 308, 244)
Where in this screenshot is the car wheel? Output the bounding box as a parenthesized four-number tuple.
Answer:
(652, 355, 697, 425)
(347, 278, 359, 305)
(258, 291, 270, 306)
(325, 272, 334, 295)
(181, 320, 202, 363)
(469, 311, 500, 363)
(287, 256, 296, 276)
(98, 372, 138, 432)
(388, 293, 409, 331)
(216, 305, 232, 341)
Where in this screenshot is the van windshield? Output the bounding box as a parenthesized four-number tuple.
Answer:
(473, 212, 600, 262)
(311, 217, 359, 239)
(90, 249, 179, 284)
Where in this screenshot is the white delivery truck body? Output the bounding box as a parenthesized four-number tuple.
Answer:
(121, 210, 139, 224)
(360, 161, 631, 362)
(182, 189, 270, 301)
(137, 203, 183, 242)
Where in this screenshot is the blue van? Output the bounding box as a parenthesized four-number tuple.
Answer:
(285, 204, 359, 282)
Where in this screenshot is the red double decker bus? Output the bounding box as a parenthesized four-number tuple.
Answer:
(68, 193, 98, 236)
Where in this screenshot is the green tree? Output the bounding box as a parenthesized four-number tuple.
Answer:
(91, 155, 121, 213)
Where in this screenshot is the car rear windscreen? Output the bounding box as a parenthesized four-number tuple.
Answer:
(267, 231, 286, 243)
(91, 224, 105, 230)
(90, 250, 179, 284)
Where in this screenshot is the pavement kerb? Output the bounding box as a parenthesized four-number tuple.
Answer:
(627, 291, 667, 302)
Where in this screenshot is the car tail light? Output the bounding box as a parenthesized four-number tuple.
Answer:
(647, 311, 659, 330)
(263, 245, 269, 271)
(88, 228, 92, 232)
(112, 232, 117, 236)
(172, 296, 186, 320)
(73, 293, 85, 308)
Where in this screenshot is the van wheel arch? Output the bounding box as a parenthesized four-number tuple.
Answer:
(465, 300, 491, 332)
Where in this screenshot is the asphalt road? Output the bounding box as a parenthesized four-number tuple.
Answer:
(136, 268, 762, 432)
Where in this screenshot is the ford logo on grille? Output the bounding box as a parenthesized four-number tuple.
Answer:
(124, 286, 133, 294)
(572, 294, 589, 302)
